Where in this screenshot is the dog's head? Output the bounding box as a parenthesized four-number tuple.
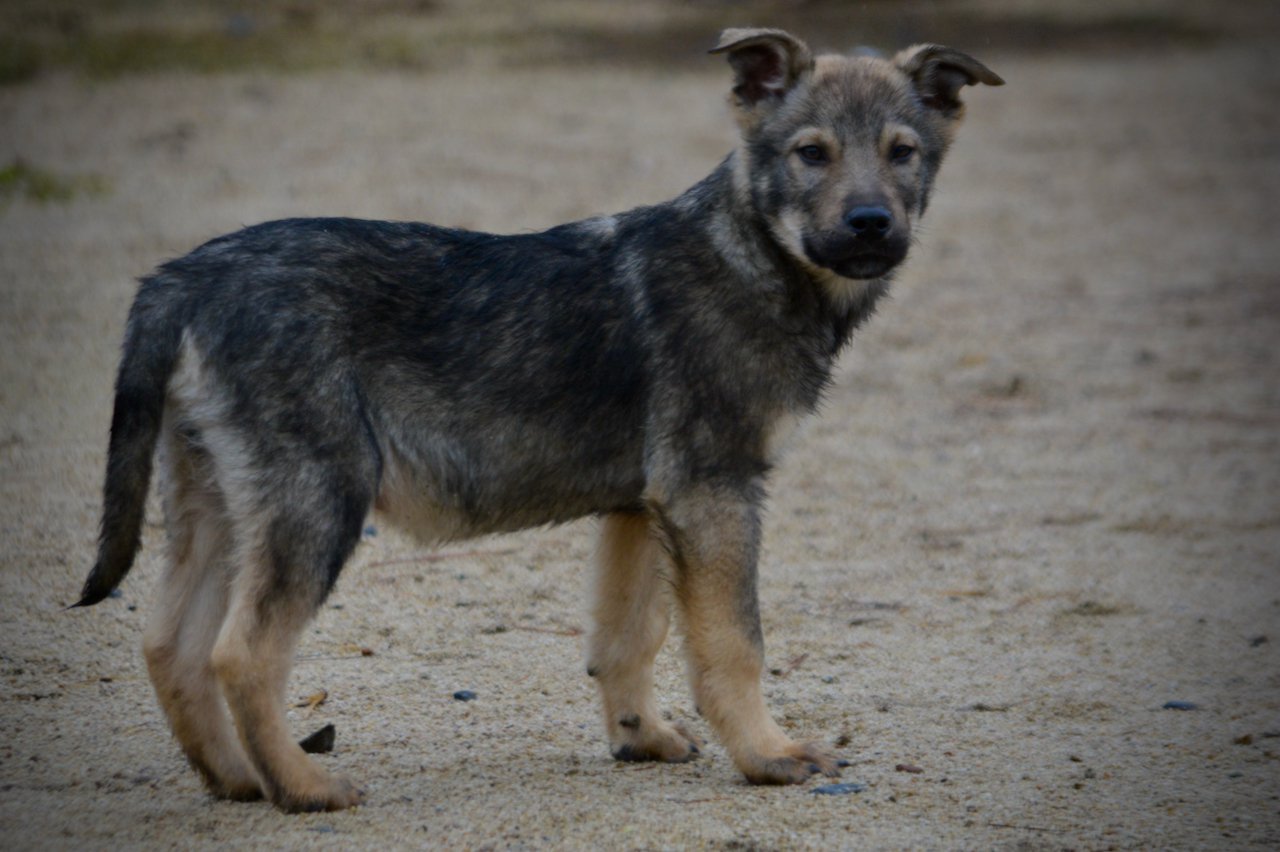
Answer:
(712, 28, 1002, 284)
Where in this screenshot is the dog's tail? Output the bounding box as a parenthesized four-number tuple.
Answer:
(73, 279, 188, 607)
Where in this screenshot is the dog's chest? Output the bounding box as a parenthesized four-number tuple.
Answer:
(763, 409, 812, 464)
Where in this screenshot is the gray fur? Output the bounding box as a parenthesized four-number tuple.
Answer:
(75, 29, 1000, 806)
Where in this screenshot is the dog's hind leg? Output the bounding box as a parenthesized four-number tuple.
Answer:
(587, 512, 703, 763)
(142, 430, 261, 800)
(211, 464, 373, 813)
(661, 490, 841, 785)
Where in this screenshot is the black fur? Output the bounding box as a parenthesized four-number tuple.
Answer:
(75, 291, 189, 607)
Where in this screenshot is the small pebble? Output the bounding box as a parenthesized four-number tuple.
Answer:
(363, 525, 378, 538)
(895, 763, 924, 774)
(1162, 700, 1198, 711)
(453, 690, 477, 702)
(298, 724, 336, 754)
(812, 782, 866, 796)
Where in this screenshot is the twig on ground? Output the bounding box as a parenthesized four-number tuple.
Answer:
(365, 547, 519, 569)
(510, 624, 582, 637)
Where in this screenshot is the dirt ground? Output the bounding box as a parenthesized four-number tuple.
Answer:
(2, 1, 1278, 849)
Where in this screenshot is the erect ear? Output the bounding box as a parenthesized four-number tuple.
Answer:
(893, 44, 1004, 117)
(710, 28, 813, 113)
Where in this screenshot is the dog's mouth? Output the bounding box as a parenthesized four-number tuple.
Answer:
(803, 235, 907, 280)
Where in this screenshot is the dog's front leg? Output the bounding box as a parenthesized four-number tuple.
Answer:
(588, 512, 703, 763)
(659, 490, 841, 784)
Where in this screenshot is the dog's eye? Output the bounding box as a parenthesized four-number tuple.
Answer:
(890, 144, 915, 163)
(796, 145, 828, 165)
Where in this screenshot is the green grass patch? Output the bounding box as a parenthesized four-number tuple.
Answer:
(69, 28, 346, 78)
(0, 158, 109, 203)
(0, 1, 1226, 87)
(0, 0, 441, 83)
(2, 26, 439, 81)
(0, 37, 42, 85)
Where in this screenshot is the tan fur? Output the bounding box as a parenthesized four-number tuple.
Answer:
(588, 513, 702, 762)
(373, 444, 474, 544)
(665, 490, 840, 783)
(152, 338, 360, 810)
(210, 557, 362, 812)
(143, 427, 261, 800)
(763, 410, 809, 465)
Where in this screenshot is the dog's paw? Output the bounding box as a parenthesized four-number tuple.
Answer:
(196, 757, 263, 802)
(208, 777, 264, 802)
(739, 741, 842, 785)
(273, 774, 365, 813)
(611, 719, 704, 764)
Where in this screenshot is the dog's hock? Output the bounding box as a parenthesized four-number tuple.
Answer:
(711, 28, 814, 110)
(893, 44, 1004, 116)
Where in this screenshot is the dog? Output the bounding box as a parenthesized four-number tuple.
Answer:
(75, 28, 1001, 812)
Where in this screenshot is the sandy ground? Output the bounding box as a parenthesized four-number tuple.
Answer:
(2, 4, 1279, 850)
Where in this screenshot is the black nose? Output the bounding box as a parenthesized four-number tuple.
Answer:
(844, 206, 893, 237)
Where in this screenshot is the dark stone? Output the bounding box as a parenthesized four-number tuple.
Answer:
(811, 782, 866, 795)
(298, 724, 335, 754)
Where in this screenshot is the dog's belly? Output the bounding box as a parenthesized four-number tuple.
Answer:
(373, 423, 646, 543)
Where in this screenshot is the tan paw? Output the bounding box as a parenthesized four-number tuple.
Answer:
(739, 741, 842, 785)
(193, 757, 263, 802)
(611, 718, 704, 763)
(272, 773, 365, 813)
(207, 776, 264, 802)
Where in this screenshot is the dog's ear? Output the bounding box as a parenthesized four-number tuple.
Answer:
(893, 44, 1003, 117)
(710, 28, 813, 116)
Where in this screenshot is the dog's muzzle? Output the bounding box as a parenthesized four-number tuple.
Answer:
(804, 209, 909, 279)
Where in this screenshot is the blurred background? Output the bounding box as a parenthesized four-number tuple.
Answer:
(0, 0, 1255, 82)
(2, 1, 1279, 848)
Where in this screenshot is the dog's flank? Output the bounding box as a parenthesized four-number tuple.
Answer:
(76, 28, 1000, 811)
